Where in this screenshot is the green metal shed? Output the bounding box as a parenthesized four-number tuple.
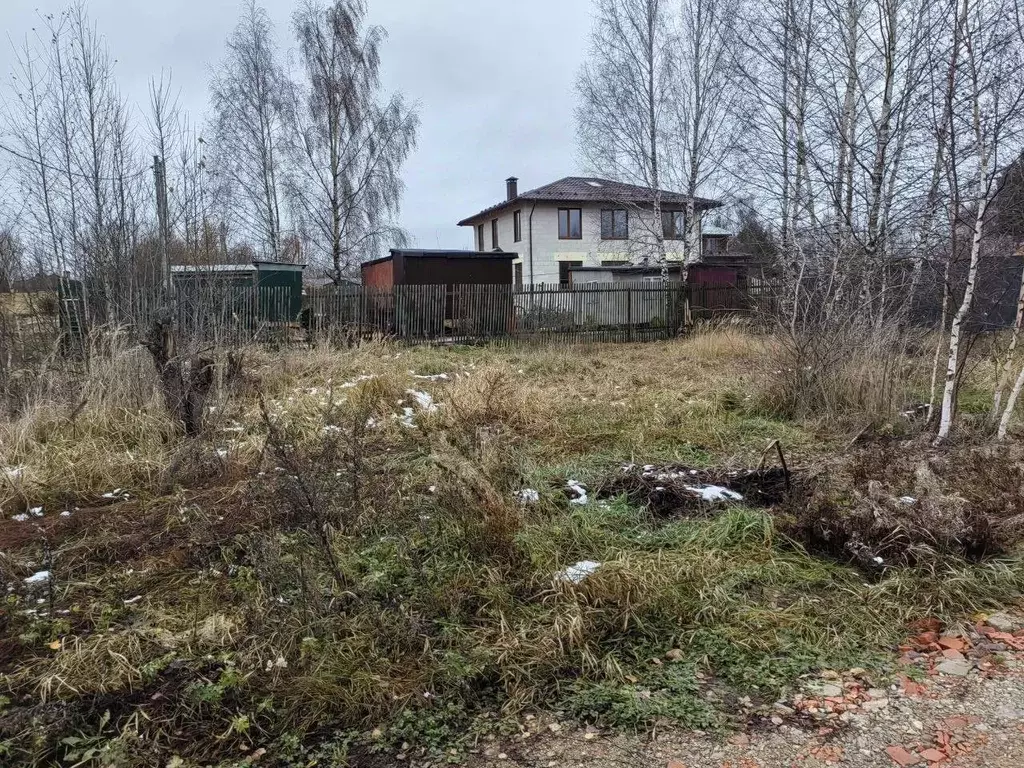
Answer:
(171, 261, 306, 324)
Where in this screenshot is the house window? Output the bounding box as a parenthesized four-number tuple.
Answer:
(476, 223, 485, 251)
(514, 262, 523, 287)
(558, 208, 582, 239)
(513, 210, 522, 242)
(705, 236, 725, 254)
(491, 219, 499, 249)
(662, 210, 686, 240)
(600, 209, 629, 240)
(559, 260, 582, 288)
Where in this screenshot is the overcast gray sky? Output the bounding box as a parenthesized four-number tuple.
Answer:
(0, 0, 592, 249)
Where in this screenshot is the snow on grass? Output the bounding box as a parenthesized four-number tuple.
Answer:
(406, 390, 438, 412)
(567, 480, 589, 506)
(517, 488, 540, 504)
(556, 560, 601, 584)
(29, 507, 43, 518)
(24, 571, 50, 585)
(340, 374, 377, 389)
(684, 485, 744, 503)
(11, 514, 28, 522)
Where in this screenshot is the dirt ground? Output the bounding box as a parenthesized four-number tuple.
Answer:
(457, 612, 1024, 768)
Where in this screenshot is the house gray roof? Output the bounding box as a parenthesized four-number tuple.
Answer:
(457, 176, 723, 226)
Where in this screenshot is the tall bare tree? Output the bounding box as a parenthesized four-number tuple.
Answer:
(577, 0, 675, 268)
(286, 0, 418, 283)
(209, 0, 287, 261)
(671, 0, 739, 262)
(935, 0, 1024, 442)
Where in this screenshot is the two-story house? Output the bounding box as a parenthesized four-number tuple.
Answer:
(457, 176, 724, 286)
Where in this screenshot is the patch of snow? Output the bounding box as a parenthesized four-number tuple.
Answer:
(899, 496, 917, 505)
(428, 485, 437, 494)
(2, 466, 25, 482)
(215, 448, 228, 459)
(365, 417, 378, 429)
(406, 390, 438, 412)
(265, 655, 288, 671)
(873, 556, 885, 565)
(517, 488, 540, 504)
(684, 485, 744, 503)
(341, 374, 377, 389)
(123, 595, 143, 605)
(397, 407, 417, 428)
(556, 560, 601, 584)
(413, 373, 450, 381)
(11, 514, 28, 522)
(60, 511, 71, 518)
(102, 489, 129, 500)
(29, 507, 43, 518)
(567, 480, 589, 506)
(24, 571, 50, 585)
(322, 425, 342, 434)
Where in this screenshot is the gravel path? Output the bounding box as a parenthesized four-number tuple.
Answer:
(452, 613, 1024, 768)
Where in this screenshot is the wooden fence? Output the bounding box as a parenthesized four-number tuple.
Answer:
(56, 280, 775, 348)
(302, 281, 777, 345)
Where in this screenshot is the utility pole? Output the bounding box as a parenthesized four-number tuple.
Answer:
(153, 155, 172, 299)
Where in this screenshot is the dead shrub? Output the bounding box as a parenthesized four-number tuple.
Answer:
(786, 440, 1024, 568)
(430, 435, 522, 563)
(755, 299, 924, 427)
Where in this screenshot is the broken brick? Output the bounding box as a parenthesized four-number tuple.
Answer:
(941, 649, 965, 661)
(919, 748, 947, 763)
(937, 636, 966, 651)
(886, 745, 922, 766)
(899, 675, 927, 696)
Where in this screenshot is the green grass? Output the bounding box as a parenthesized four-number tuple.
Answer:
(1, 333, 1023, 766)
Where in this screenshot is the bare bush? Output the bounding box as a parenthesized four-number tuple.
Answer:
(755, 299, 922, 426)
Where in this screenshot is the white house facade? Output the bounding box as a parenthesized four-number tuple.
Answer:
(457, 177, 724, 286)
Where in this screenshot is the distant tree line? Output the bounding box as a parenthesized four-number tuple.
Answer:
(0, 0, 419, 319)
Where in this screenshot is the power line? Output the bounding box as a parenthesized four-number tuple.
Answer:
(0, 141, 151, 182)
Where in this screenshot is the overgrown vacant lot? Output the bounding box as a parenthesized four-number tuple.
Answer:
(0, 330, 1023, 766)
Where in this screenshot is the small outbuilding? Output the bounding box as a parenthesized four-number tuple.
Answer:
(361, 249, 517, 288)
(171, 261, 306, 322)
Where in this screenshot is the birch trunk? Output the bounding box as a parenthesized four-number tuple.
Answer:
(992, 270, 1024, 420)
(997, 359, 1024, 440)
(935, 196, 989, 442)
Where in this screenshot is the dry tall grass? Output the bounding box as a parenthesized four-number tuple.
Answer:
(1, 329, 1023, 765)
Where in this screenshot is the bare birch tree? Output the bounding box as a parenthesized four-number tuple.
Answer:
(285, 0, 418, 283)
(209, 0, 287, 261)
(935, 0, 1024, 442)
(671, 0, 739, 264)
(577, 0, 675, 268)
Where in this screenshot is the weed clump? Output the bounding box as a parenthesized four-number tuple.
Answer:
(785, 440, 1024, 568)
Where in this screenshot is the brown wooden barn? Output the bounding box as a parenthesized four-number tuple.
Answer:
(361, 249, 517, 287)
(358, 250, 518, 337)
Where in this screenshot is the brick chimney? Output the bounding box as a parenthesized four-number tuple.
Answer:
(506, 177, 518, 201)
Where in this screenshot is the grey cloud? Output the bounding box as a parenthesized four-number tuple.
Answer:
(0, 0, 592, 251)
